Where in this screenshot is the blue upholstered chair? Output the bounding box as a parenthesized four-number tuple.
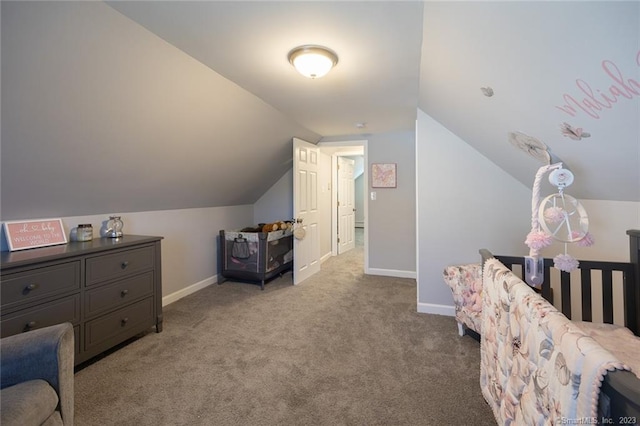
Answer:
(0, 322, 74, 425)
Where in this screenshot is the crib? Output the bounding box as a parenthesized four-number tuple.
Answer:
(445, 229, 640, 424)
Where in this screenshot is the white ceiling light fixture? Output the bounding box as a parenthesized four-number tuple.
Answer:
(288, 45, 338, 79)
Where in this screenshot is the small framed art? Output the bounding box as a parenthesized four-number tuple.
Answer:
(371, 163, 397, 188)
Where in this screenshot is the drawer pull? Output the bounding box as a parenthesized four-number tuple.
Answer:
(25, 283, 39, 292)
(121, 261, 129, 269)
(121, 317, 129, 326)
(121, 289, 129, 297)
(24, 321, 37, 331)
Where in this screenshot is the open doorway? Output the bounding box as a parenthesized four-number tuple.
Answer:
(318, 140, 368, 273)
(337, 155, 363, 255)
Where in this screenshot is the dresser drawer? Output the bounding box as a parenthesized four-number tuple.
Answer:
(86, 245, 154, 286)
(1, 261, 81, 309)
(84, 272, 154, 318)
(84, 297, 154, 351)
(0, 294, 81, 338)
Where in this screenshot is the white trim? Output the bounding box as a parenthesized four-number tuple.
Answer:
(416, 302, 455, 317)
(415, 118, 422, 314)
(331, 154, 338, 256)
(162, 275, 217, 306)
(320, 251, 333, 264)
(317, 140, 369, 274)
(367, 268, 416, 279)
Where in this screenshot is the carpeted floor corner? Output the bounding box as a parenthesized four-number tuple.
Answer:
(74, 231, 496, 425)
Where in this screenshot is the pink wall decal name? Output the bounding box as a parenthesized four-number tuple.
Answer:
(556, 50, 640, 119)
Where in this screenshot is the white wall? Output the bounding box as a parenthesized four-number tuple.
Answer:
(53, 206, 253, 305)
(416, 110, 532, 315)
(543, 200, 639, 262)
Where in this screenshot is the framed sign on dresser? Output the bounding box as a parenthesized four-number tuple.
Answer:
(0, 235, 163, 365)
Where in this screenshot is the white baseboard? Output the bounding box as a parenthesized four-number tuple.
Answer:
(320, 251, 333, 264)
(417, 302, 455, 317)
(162, 275, 217, 307)
(366, 268, 416, 279)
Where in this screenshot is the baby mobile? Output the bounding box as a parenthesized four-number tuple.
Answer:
(509, 131, 594, 287)
(524, 162, 594, 288)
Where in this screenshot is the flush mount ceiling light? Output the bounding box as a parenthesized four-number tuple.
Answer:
(288, 45, 338, 79)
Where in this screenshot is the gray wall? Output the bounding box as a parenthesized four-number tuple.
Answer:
(415, 109, 640, 316)
(53, 206, 254, 304)
(416, 110, 535, 313)
(367, 131, 416, 274)
(253, 133, 416, 275)
(0, 1, 318, 306)
(253, 170, 293, 225)
(1, 1, 318, 220)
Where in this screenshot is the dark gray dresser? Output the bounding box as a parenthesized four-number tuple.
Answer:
(0, 235, 163, 365)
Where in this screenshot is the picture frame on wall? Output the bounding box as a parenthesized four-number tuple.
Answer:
(371, 163, 397, 188)
(3, 218, 67, 251)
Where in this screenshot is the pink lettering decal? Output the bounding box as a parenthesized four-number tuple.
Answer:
(576, 79, 610, 111)
(556, 51, 640, 119)
(581, 97, 602, 118)
(555, 98, 578, 117)
(598, 87, 620, 106)
(602, 60, 638, 98)
(556, 94, 601, 119)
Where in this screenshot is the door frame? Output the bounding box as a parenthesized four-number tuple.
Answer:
(318, 140, 369, 274)
(337, 156, 356, 255)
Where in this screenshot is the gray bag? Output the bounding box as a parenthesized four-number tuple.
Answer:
(231, 235, 250, 259)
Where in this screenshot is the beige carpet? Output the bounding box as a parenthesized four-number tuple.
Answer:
(75, 230, 495, 425)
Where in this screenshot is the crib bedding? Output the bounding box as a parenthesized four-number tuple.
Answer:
(443, 261, 640, 378)
(481, 258, 630, 425)
(574, 321, 640, 380)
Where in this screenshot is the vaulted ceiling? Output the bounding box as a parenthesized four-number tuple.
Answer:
(1, 1, 638, 220)
(108, 0, 640, 202)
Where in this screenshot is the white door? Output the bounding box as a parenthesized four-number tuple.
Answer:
(337, 157, 356, 254)
(293, 138, 321, 284)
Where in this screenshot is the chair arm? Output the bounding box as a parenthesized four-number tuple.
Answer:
(0, 322, 74, 425)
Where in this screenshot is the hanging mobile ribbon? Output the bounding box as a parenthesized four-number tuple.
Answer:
(525, 163, 592, 279)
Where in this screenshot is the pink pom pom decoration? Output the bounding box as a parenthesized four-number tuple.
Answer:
(554, 254, 579, 272)
(544, 206, 565, 224)
(573, 231, 595, 247)
(525, 230, 553, 250)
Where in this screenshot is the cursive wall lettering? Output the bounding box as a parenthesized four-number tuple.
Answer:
(556, 50, 640, 119)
